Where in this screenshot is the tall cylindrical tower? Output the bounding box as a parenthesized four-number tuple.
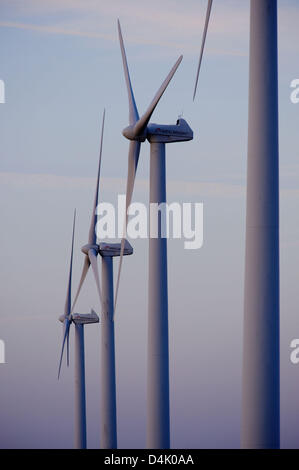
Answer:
(147, 142, 170, 449)
(101, 256, 117, 449)
(74, 323, 87, 449)
(242, 0, 280, 449)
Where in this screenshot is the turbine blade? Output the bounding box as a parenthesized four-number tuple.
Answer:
(88, 249, 103, 308)
(88, 109, 105, 245)
(193, 0, 213, 101)
(133, 55, 183, 138)
(58, 319, 71, 379)
(66, 327, 70, 367)
(64, 209, 76, 317)
(114, 140, 141, 314)
(118, 19, 139, 125)
(71, 255, 90, 313)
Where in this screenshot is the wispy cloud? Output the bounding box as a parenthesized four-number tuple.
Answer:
(2, 170, 298, 200)
(0, 0, 298, 57)
(0, 20, 112, 41)
(0, 0, 250, 56)
(0, 171, 245, 198)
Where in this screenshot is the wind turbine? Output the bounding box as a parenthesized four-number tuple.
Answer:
(116, 20, 193, 449)
(193, 0, 280, 449)
(58, 209, 99, 449)
(71, 110, 133, 449)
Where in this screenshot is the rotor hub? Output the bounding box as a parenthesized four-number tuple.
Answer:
(122, 125, 147, 142)
(81, 244, 99, 256)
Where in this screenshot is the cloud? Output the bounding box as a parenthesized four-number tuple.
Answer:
(1, 0, 298, 57)
(0, 0, 250, 56)
(0, 20, 112, 41)
(2, 170, 298, 200)
(0, 171, 245, 199)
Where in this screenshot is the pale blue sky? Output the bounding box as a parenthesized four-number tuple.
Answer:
(0, 0, 299, 448)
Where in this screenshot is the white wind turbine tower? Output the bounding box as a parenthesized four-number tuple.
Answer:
(71, 110, 133, 449)
(242, 0, 280, 449)
(115, 21, 193, 449)
(193, 0, 280, 449)
(58, 209, 99, 450)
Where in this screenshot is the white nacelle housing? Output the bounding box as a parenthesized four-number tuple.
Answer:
(99, 239, 133, 257)
(147, 118, 193, 143)
(72, 310, 99, 325)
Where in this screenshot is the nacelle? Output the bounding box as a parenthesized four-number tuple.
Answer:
(99, 239, 133, 257)
(147, 118, 193, 143)
(72, 310, 99, 325)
